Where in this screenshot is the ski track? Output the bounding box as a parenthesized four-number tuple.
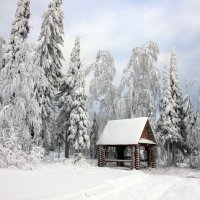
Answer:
(44, 172, 200, 200)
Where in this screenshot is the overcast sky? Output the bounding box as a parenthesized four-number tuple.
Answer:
(0, 0, 200, 106)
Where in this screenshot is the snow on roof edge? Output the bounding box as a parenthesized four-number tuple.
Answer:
(139, 138, 156, 145)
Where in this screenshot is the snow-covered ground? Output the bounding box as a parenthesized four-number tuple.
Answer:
(0, 161, 200, 200)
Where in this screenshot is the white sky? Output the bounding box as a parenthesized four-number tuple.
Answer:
(0, 0, 200, 105)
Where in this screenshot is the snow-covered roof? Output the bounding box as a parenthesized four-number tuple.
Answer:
(97, 117, 155, 145)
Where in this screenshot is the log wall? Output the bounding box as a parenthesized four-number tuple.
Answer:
(98, 146, 106, 167)
(135, 144, 140, 170)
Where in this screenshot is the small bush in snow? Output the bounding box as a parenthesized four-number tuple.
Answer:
(190, 154, 200, 169)
(29, 146, 45, 165)
(0, 128, 44, 169)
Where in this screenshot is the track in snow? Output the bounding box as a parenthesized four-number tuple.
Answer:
(45, 171, 200, 200)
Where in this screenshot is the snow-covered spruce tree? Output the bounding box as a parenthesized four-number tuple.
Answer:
(157, 63, 174, 164)
(56, 88, 71, 158)
(187, 88, 200, 168)
(57, 37, 89, 160)
(68, 72, 89, 163)
(184, 81, 196, 155)
(1, 0, 30, 89)
(0, 36, 6, 105)
(34, 0, 64, 149)
(1, 0, 30, 99)
(36, 0, 64, 89)
(5, 0, 30, 63)
(169, 48, 185, 165)
(195, 89, 200, 151)
(119, 41, 160, 127)
(56, 37, 80, 158)
(89, 50, 116, 134)
(0, 111, 44, 169)
(89, 113, 99, 159)
(0, 36, 6, 71)
(0, 44, 43, 160)
(0, 0, 43, 168)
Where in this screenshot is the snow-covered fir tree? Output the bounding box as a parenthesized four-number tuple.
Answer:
(195, 89, 200, 151)
(169, 48, 184, 142)
(89, 113, 99, 158)
(157, 63, 174, 163)
(56, 86, 71, 158)
(34, 0, 64, 149)
(5, 0, 30, 63)
(68, 72, 89, 163)
(35, 0, 64, 89)
(56, 37, 81, 158)
(0, 36, 6, 71)
(57, 37, 89, 160)
(1, 0, 31, 100)
(189, 89, 200, 168)
(89, 50, 116, 133)
(185, 96, 196, 151)
(0, 44, 42, 149)
(119, 41, 160, 127)
(165, 48, 186, 165)
(184, 80, 196, 153)
(0, 0, 43, 168)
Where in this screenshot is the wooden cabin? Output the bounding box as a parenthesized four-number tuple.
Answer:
(96, 117, 157, 170)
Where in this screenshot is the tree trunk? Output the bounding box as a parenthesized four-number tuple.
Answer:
(171, 142, 177, 166)
(65, 137, 70, 158)
(167, 142, 171, 166)
(58, 143, 61, 158)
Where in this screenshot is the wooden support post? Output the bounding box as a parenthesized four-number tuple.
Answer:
(135, 144, 140, 170)
(151, 145, 156, 168)
(98, 146, 106, 167)
(131, 146, 135, 169)
(98, 146, 102, 167)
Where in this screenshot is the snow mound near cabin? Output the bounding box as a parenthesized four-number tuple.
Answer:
(42, 157, 95, 170)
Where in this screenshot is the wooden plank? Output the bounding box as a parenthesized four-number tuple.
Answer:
(97, 144, 137, 147)
(151, 145, 156, 168)
(105, 159, 147, 162)
(105, 159, 132, 162)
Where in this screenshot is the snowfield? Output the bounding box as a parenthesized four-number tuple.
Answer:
(0, 161, 200, 200)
